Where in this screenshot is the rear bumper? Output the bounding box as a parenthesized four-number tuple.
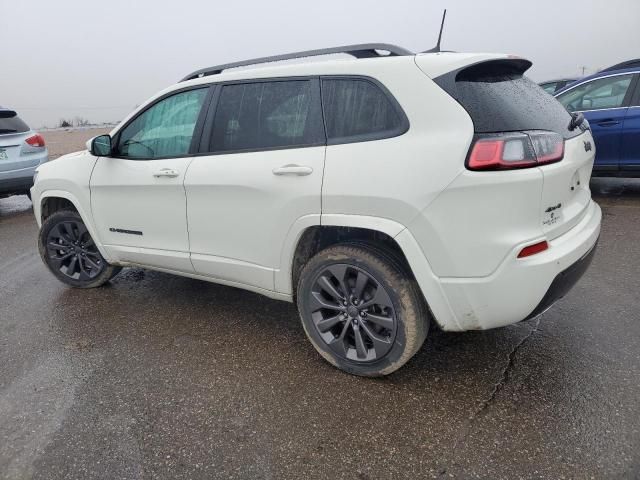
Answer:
(523, 240, 597, 320)
(0, 154, 47, 195)
(0, 174, 35, 195)
(436, 200, 601, 330)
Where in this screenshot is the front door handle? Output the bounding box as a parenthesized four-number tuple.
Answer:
(153, 168, 180, 178)
(596, 119, 620, 127)
(272, 164, 313, 176)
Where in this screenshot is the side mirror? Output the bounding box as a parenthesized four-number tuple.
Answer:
(90, 134, 112, 156)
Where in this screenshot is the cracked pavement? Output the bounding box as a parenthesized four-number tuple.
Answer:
(1, 177, 639, 479)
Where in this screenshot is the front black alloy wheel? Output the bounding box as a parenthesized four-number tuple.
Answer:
(46, 220, 103, 281)
(297, 244, 430, 377)
(39, 209, 121, 288)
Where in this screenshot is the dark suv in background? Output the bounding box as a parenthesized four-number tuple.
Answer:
(555, 65, 640, 176)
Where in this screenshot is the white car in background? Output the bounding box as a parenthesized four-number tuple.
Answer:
(0, 107, 48, 199)
(30, 44, 601, 376)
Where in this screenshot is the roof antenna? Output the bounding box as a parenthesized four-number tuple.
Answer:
(423, 9, 447, 53)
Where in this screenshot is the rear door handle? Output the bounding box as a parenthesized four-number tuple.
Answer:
(596, 119, 620, 127)
(272, 164, 313, 176)
(153, 168, 180, 178)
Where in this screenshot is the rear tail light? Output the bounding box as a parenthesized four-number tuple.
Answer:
(467, 131, 563, 171)
(518, 240, 549, 258)
(25, 133, 46, 148)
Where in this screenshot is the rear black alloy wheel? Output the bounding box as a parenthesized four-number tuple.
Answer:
(297, 244, 429, 376)
(38, 209, 121, 288)
(46, 220, 103, 281)
(309, 264, 397, 362)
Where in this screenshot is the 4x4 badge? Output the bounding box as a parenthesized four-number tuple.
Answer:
(584, 140, 592, 152)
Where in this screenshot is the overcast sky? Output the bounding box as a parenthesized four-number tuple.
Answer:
(1, 0, 639, 128)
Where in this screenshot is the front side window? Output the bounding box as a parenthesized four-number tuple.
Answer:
(557, 74, 633, 112)
(321, 78, 406, 143)
(209, 80, 323, 152)
(117, 88, 207, 159)
(540, 82, 558, 94)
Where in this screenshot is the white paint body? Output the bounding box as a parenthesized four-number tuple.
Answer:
(31, 52, 601, 331)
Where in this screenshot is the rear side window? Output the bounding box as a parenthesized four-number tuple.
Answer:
(0, 112, 29, 134)
(540, 82, 558, 94)
(438, 61, 579, 139)
(209, 80, 324, 152)
(556, 74, 634, 112)
(321, 78, 407, 143)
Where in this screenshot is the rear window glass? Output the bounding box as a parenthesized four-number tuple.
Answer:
(0, 113, 29, 134)
(321, 78, 406, 143)
(447, 69, 579, 139)
(209, 80, 324, 152)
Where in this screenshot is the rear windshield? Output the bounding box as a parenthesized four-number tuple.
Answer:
(0, 112, 29, 134)
(439, 63, 580, 139)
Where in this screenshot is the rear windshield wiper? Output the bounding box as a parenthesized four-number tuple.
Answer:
(0, 129, 18, 134)
(568, 112, 584, 131)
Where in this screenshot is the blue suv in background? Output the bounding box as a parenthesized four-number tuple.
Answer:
(555, 63, 640, 176)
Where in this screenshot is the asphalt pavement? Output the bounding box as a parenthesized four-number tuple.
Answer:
(1, 178, 639, 479)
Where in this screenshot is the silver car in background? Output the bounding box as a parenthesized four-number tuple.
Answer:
(0, 107, 48, 199)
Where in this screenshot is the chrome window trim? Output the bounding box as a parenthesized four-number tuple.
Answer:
(571, 106, 628, 114)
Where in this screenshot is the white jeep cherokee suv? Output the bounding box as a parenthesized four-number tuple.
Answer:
(31, 45, 601, 376)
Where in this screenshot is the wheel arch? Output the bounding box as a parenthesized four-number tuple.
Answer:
(38, 190, 112, 262)
(285, 214, 413, 294)
(277, 214, 462, 332)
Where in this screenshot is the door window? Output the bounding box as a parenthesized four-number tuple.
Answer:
(116, 88, 208, 159)
(321, 78, 407, 143)
(540, 82, 559, 94)
(209, 80, 323, 152)
(557, 75, 633, 112)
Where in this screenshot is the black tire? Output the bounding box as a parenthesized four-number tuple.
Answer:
(297, 244, 429, 376)
(38, 209, 121, 288)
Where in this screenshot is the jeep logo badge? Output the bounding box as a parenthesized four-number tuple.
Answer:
(584, 140, 592, 152)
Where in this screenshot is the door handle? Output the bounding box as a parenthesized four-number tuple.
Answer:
(153, 168, 180, 178)
(596, 119, 620, 127)
(272, 164, 313, 176)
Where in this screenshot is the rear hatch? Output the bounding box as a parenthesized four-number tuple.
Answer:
(428, 57, 594, 240)
(0, 110, 40, 173)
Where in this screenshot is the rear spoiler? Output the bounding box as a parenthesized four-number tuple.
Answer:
(433, 58, 533, 97)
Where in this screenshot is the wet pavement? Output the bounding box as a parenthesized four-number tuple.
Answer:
(1, 178, 639, 479)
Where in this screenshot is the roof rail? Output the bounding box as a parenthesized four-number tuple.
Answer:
(180, 43, 413, 82)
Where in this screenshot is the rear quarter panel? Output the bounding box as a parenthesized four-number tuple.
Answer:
(321, 58, 474, 230)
